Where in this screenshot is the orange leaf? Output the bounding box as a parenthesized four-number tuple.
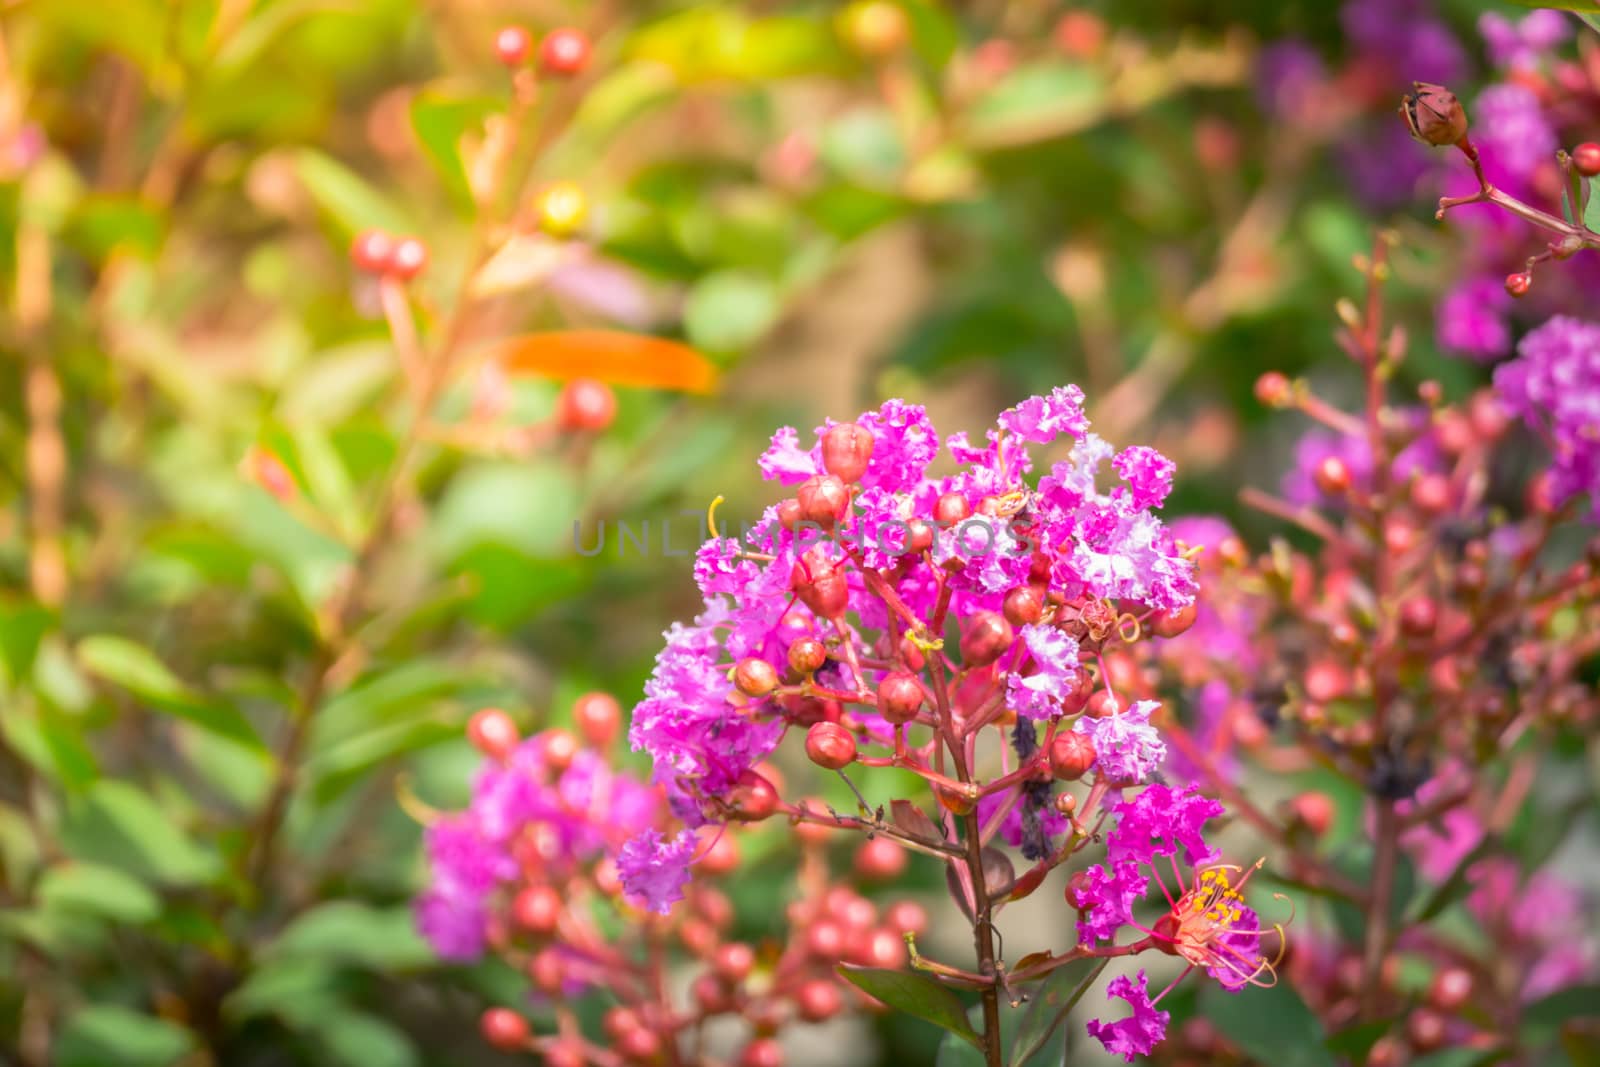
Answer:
(492, 330, 718, 394)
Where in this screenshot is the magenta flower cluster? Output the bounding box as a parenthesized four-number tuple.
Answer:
(1494, 315, 1600, 519)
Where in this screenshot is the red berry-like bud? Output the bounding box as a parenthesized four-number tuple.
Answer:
(1304, 660, 1348, 703)
(787, 637, 828, 675)
(539, 28, 591, 76)
(693, 972, 730, 1013)
(735, 657, 780, 697)
(1003, 585, 1044, 627)
(806, 919, 845, 958)
(556, 378, 616, 432)
(1065, 870, 1093, 910)
(1408, 1009, 1446, 1051)
(775, 498, 803, 532)
(1254, 371, 1292, 407)
(545, 1043, 586, 1067)
(1428, 966, 1473, 1011)
(727, 769, 779, 822)
(572, 691, 621, 747)
(618, 1026, 661, 1062)
(1060, 669, 1093, 715)
(528, 946, 565, 992)
(740, 1038, 785, 1067)
(878, 671, 924, 724)
(1085, 689, 1117, 719)
(713, 942, 755, 983)
(904, 519, 935, 554)
(854, 836, 906, 880)
(1469, 392, 1509, 440)
(805, 722, 857, 770)
(1410, 472, 1452, 514)
(540, 728, 578, 771)
(1314, 455, 1352, 496)
(1400, 82, 1468, 147)
(1049, 731, 1096, 781)
(1505, 271, 1531, 298)
(389, 236, 428, 280)
(349, 229, 394, 273)
(934, 491, 971, 525)
(1365, 1036, 1404, 1067)
(1400, 595, 1437, 638)
(884, 900, 927, 936)
(1149, 600, 1198, 638)
(1289, 791, 1335, 836)
(494, 26, 531, 66)
(511, 884, 562, 934)
(863, 927, 907, 968)
(821, 422, 875, 482)
(480, 1008, 529, 1050)
(790, 546, 850, 619)
(699, 832, 740, 876)
(603, 1007, 640, 1039)
(959, 610, 1014, 668)
(796, 978, 843, 1022)
(839, 1, 910, 58)
(796, 474, 850, 529)
(467, 708, 519, 760)
(1573, 141, 1600, 177)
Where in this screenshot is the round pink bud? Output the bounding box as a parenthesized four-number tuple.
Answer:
(790, 546, 849, 619)
(959, 610, 1014, 668)
(480, 1008, 529, 1050)
(494, 26, 531, 66)
(796, 978, 843, 1022)
(854, 837, 906, 880)
(1002, 585, 1044, 627)
(538, 27, 592, 77)
(511, 884, 562, 934)
(883, 900, 927, 936)
(389, 236, 428, 280)
(877, 671, 924, 724)
(805, 722, 857, 770)
(726, 769, 779, 823)
(712, 942, 755, 983)
(467, 708, 519, 760)
(1149, 600, 1198, 638)
(572, 691, 620, 747)
(821, 422, 875, 482)
(740, 1038, 785, 1067)
(934, 491, 970, 525)
(787, 637, 828, 676)
(1048, 731, 1096, 780)
(735, 657, 780, 697)
(556, 378, 616, 432)
(796, 473, 850, 529)
(349, 229, 394, 273)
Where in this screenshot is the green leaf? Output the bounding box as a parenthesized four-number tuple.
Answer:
(838, 966, 982, 1051)
(1583, 175, 1600, 235)
(0, 598, 55, 680)
(294, 148, 410, 240)
(266, 901, 433, 971)
(55, 1006, 196, 1067)
(965, 63, 1107, 149)
(627, 8, 849, 82)
(1522, 984, 1600, 1046)
(78, 634, 263, 750)
(65, 195, 165, 261)
(1502, 0, 1599, 11)
(225, 957, 342, 1026)
(1009, 959, 1107, 1066)
(1199, 977, 1335, 1067)
(683, 271, 780, 354)
(410, 90, 498, 210)
(1, 703, 98, 789)
(59, 781, 222, 888)
(37, 863, 161, 924)
(313, 1010, 420, 1067)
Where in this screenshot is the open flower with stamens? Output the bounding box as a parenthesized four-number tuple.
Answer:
(1072, 784, 1292, 1060)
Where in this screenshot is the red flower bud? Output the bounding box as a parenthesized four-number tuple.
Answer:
(349, 229, 395, 273)
(821, 421, 875, 482)
(713, 942, 755, 983)
(480, 1008, 530, 1051)
(618, 1027, 661, 1061)
(545, 1044, 585, 1067)
(959, 610, 1013, 668)
(904, 518, 935, 554)
(884, 900, 927, 936)
(539, 28, 591, 77)
(790, 547, 849, 619)
(540, 728, 578, 771)
(511, 884, 562, 934)
(1065, 870, 1093, 910)
(878, 671, 924, 724)
(787, 637, 828, 675)
(1408, 1009, 1446, 1052)
(1003, 585, 1044, 627)
(1400, 82, 1468, 147)
(494, 26, 531, 66)
(1085, 689, 1117, 719)
(1314, 455, 1352, 495)
(805, 722, 857, 770)
(528, 947, 565, 992)
(1049, 731, 1096, 781)
(389, 236, 428, 280)
(1400, 595, 1437, 638)
(572, 691, 621, 747)
(806, 919, 845, 958)
(1149, 600, 1198, 639)
(726, 769, 779, 822)
(1254, 371, 1292, 407)
(467, 708, 519, 760)
(734, 657, 779, 697)
(698, 832, 740, 876)
(775, 497, 803, 531)
(1304, 660, 1348, 704)
(854, 836, 906, 880)
(556, 378, 616, 432)
(1289, 791, 1335, 836)
(796, 979, 843, 1022)
(861, 927, 907, 969)
(1505, 271, 1532, 298)
(1060, 669, 1094, 714)
(693, 973, 731, 1013)
(740, 1038, 785, 1067)
(1575, 141, 1600, 178)
(1409, 473, 1452, 514)
(796, 473, 850, 529)
(1428, 966, 1473, 1011)
(934, 491, 971, 525)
